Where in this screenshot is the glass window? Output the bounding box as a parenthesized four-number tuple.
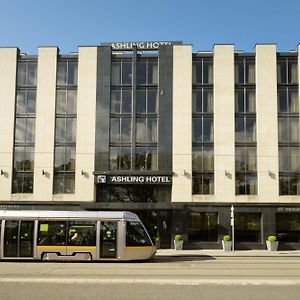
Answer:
(192, 62, 202, 84)
(57, 61, 78, 86)
(236, 174, 257, 195)
(27, 62, 37, 86)
(276, 213, 300, 243)
(235, 61, 244, 84)
(53, 174, 75, 194)
(122, 90, 132, 113)
(17, 62, 26, 86)
(147, 90, 158, 113)
(203, 61, 213, 84)
(135, 147, 158, 171)
(137, 61, 146, 85)
(288, 61, 298, 84)
(120, 147, 131, 170)
(188, 212, 218, 242)
(136, 90, 146, 113)
(111, 62, 121, 85)
(111, 90, 121, 113)
(235, 213, 261, 242)
(122, 61, 132, 85)
(246, 61, 255, 84)
(193, 91, 202, 113)
(148, 61, 158, 84)
(38, 221, 66, 246)
(126, 221, 152, 247)
(192, 174, 214, 195)
(68, 221, 96, 246)
(136, 118, 157, 143)
(277, 61, 287, 83)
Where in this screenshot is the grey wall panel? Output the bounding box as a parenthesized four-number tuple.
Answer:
(95, 46, 111, 172)
(158, 46, 173, 172)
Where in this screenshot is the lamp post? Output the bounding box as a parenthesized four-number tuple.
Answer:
(231, 205, 235, 252)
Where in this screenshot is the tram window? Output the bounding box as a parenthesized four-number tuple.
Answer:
(38, 221, 66, 246)
(126, 221, 152, 247)
(68, 221, 96, 246)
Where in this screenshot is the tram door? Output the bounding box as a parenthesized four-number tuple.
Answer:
(4, 221, 34, 258)
(100, 221, 117, 258)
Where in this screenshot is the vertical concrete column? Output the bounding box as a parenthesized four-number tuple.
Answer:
(0, 48, 18, 200)
(75, 47, 97, 202)
(214, 45, 235, 201)
(34, 47, 58, 201)
(172, 45, 192, 202)
(255, 44, 278, 200)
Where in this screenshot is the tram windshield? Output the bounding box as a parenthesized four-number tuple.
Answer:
(126, 221, 152, 247)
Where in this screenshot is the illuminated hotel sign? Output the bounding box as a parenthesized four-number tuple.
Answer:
(101, 41, 182, 51)
(96, 175, 172, 184)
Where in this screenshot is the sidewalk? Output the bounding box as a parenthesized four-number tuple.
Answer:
(156, 249, 300, 257)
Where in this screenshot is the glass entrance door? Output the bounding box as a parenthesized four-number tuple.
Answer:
(4, 220, 34, 258)
(100, 221, 117, 258)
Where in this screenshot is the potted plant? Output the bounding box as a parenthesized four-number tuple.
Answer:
(174, 234, 183, 250)
(266, 235, 279, 251)
(222, 235, 232, 251)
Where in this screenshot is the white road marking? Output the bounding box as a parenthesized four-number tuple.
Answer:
(0, 277, 299, 286)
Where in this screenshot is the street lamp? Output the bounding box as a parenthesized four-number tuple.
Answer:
(231, 205, 235, 252)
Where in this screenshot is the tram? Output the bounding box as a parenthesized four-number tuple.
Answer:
(0, 210, 156, 261)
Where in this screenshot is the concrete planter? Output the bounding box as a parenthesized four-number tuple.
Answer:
(222, 240, 232, 252)
(266, 241, 279, 251)
(174, 240, 183, 250)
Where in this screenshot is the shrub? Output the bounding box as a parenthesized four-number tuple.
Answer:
(174, 234, 183, 241)
(267, 235, 277, 242)
(223, 235, 231, 241)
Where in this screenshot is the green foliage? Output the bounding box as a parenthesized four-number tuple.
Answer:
(223, 235, 231, 241)
(174, 234, 183, 241)
(267, 235, 277, 242)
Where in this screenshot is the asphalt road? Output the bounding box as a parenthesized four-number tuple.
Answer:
(0, 256, 300, 300)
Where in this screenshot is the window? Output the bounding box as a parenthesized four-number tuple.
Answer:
(135, 147, 158, 170)
(277, 58, 298, 84)
(38, 221, 66, 246)
(278, 56, 300, 195)
(12, 59, 37, 194)
(187, 212, 218, 242)
(276, 213, 300, 242)
(126, 221, 152, 246)
(53, 59, 77, 194)
(192, 56, 214, 195)
(109, 56, 159, 171)
(68, 221, 96, 246)
(235, 56, 257, 195)
(235, 213, 261, 242)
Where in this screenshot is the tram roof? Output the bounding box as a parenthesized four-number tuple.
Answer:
(0, 210, 139, 221)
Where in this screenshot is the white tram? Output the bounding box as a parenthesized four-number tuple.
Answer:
(0, 210, 156, 261)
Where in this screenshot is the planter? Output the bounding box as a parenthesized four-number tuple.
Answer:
(266, 240, 279, 251)
(222, 240, 232, 252)
(174, 240, 183, 250)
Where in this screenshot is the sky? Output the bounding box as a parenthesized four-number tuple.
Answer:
(0, 0, 299, 54)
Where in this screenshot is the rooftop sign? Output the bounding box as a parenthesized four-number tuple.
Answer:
(101, 41, 183, 51)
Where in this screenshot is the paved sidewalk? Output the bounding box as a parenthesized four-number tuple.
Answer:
(156, 249, 300, 257)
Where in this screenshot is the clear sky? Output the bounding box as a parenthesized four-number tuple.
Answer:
(1, 0, 299, 54)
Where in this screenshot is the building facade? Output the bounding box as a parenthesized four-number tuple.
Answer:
(1, 41, 300, 249)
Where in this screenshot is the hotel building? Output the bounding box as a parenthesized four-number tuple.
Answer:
(0, 41, 300, 249)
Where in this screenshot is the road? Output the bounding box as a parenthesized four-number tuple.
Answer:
(0, 256, 300, 299)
